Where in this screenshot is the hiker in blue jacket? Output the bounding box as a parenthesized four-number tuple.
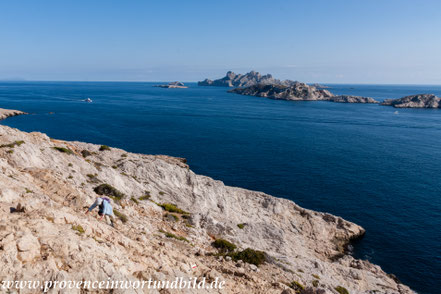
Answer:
(86, 197, 115, 227)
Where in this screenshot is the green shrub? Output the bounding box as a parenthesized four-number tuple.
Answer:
(335, 286, 349, 294)
(68, 163, 73, 167)
(160, 230, 189, 242)
(94, 184, 125, 200)
(212, 239, 237, 253)
(113, 209, 128, 223)
(25, 188, 33, 193)
(312, 274, 320, 280)
(52, 146, 73, 155)
(6, 150, 13, 154)
(121, 154, 128, 158)
(0, 140, 24, 148)
(312, 280, 319, 287)
(99, 145, 111, 151)
(81, 150, 92, 157)
(72, 225, 85, 234)
(229, 248, 266, 266)
(237, 223, 246, 229)
(130, 197, 139, 205)
(159, 203, 189, 215)
(159, 191, 165, 195)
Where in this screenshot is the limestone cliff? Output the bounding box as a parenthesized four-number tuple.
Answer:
(0, 120, 413, 293)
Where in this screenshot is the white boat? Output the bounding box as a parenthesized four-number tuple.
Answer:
(84, 98, 93, 103)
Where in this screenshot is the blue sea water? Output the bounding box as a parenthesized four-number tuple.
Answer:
(1, 82, 441, 293)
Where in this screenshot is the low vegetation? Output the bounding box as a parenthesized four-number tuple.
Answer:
(211, 238, 267, 266)
(229, 248, 266, 266)
(72, 225, 85, 234)
(52, 146, 74, 155)
(289, 281, 305, 293)
(237, 223, 246, 229)
(139, 192, 151, 201)
(312, 280, 319, 287)
(130, 197, 139, 205)
(94, 184, 125, 201)
(0, 140, 25, 148)
(335, 286, 349, 294)
(165, 213, 179, 222)
(81, 150, 92, 157)
(159, 203, 189, 215)
(113, 209, 128, 223)
(99, 145, 111, 151)
(159, 229, 189, 243)
(212, 239, 237, 253)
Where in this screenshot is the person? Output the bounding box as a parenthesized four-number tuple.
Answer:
(86, 197, 115, 227)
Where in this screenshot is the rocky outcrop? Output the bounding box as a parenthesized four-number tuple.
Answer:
(329, 95, 379, 104)
(154, 81, 188, 88)
(0, 108, 26, 120)
(381, 94, 441, 108)
(198, 71, 296, 87)
(229, 84, 378, 104)
(0, 122, 414, 293)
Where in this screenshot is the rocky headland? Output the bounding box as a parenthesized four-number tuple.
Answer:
(311, 83, 330, 89)
(0, 109, 414, 294)
(0, 108, 27, 120)
(229, 84, 378, 104)
(198, 71, 297, 88)
(381, 94, 441, 108)
(154, 82, 188, 89)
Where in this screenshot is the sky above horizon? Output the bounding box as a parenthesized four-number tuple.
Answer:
(1, 0, 441, 84)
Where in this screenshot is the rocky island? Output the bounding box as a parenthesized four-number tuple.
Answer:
(0, 108, 27, 120)
(154, 81, 188, 88)
(229, 83, 378, 104)
(381, 94, 441, 108)
(198, 71, 297, 88)
(0, 109, 413, 294)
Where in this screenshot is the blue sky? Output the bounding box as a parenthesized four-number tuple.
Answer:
(1, 0, 440, 84)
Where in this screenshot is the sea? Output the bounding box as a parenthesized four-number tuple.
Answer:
(0, 81, 440, 293)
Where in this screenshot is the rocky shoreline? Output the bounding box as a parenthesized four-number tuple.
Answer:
(0, 109, 414, 294)
(0, 108, 27, 120)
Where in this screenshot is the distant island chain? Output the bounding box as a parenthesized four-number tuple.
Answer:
(198, 71, 441, 108)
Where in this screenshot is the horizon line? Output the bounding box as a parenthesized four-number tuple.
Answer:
(0, 79, 440, 86)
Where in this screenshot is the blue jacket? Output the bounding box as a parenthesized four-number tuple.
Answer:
(88, 197, 114, 216)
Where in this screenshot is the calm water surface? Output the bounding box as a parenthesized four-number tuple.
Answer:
(1, 82, 440, 293)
